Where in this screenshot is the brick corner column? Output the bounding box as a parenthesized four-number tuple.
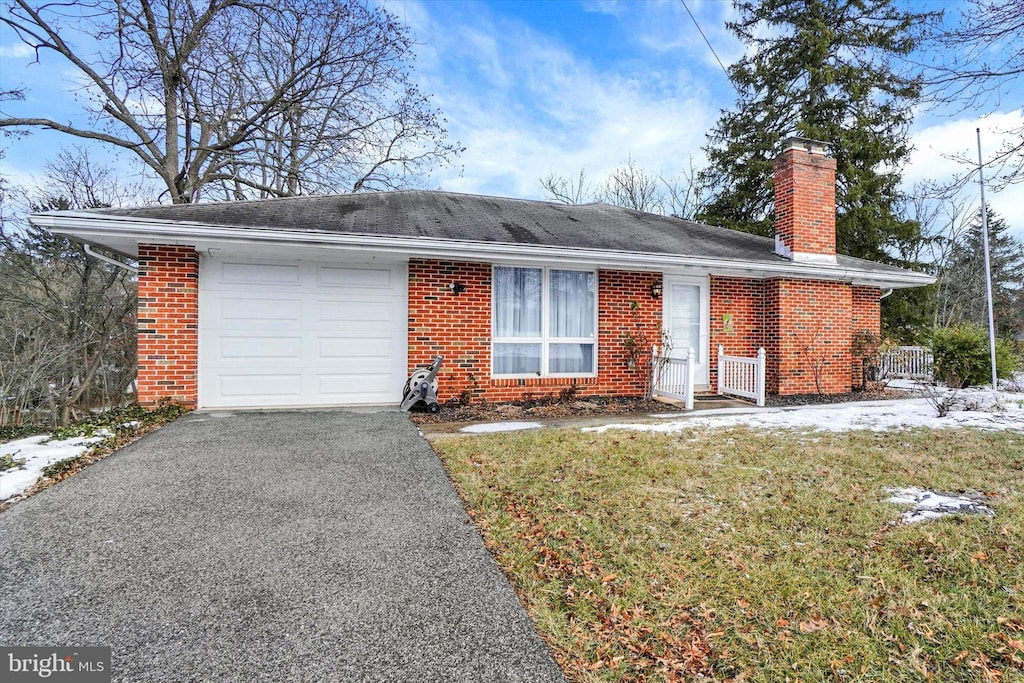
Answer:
(851, 285, 883, 390)
(136, 244, 199, 408)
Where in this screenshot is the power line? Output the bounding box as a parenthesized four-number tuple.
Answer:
(679, 0, 731, 81)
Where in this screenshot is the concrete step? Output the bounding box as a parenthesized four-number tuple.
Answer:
(653, 394, 755, 411)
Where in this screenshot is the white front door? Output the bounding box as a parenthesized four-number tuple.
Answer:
(664, 277, 709, 386)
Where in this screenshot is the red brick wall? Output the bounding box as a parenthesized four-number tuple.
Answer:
(766, 279, 853, 395)
(407, 260, 875, 401)
(597, 270, 663, 397)
(407, 259, 662, 403)
(773, 145, 837, 258)
(709, 277, 766, 388)
(137, 244, 199, 407)
(852, 286, 882, 336)
(851, 286, 882, 388)
(408, 260, 492, 403)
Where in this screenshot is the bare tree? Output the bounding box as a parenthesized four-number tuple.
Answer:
(0, 0, 460, 203)
(659, 156, 713, 221)
(901, 179, 1024, 337)
(919, 192, 979, 330)
(540, 168, 594, 206)
(923, 0, 1024, 190)
(540, 155, 710, 219)
(0, 149, 137, 425)
(597, 158, 663, 213)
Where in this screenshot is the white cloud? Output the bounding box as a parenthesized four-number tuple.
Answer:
(578, 0, 743, 71)
(635, 0, 743, 68)
(410, 3, 716, 201)
(0, 43, 36, 59)
(580, 0, 625, 17)
(904, 110, 1023, 187)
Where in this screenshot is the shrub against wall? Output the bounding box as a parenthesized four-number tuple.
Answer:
(931, 324, 1018, 388)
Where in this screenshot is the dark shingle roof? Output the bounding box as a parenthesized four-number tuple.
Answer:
(81, 190, 916, 278)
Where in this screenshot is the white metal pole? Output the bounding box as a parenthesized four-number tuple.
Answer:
(756, 347, 766, 407)
(717, 344, 724, 396)
(685, 347, 695, 411)
(651, 345, 658, 399)
(976, 128, 999, 390)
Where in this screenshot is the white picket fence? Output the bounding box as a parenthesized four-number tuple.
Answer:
(651, 346, 694, 410)
(717, 345, 766, 406)
(879, 346, 933, 380)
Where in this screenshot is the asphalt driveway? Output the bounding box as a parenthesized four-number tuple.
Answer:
(0, 410, 565, 682)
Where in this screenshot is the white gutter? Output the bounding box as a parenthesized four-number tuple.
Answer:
(83, 244, 139, 274)
(30, 211, 936, 289)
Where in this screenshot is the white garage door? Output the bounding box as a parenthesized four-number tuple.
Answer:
(199, 257, 408, 408)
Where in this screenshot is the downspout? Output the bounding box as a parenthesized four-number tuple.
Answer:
(879, 288, 893, 299)
(83, 243, 139, 274)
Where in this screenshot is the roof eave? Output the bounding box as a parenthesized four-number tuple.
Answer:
(30, 211, 935, 290)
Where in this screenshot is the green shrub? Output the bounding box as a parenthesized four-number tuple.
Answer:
(0, 424, 51, 442)
(41, 457, 79, 479)
(931, 324, 1019, 388)
(0, 453, 27, 472)
(49, 402, 188, 440)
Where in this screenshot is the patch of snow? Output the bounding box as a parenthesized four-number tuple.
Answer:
(940, 388, 1005, 413)
(3, 435, 49, 448)
(886, 378, 925, 390)
(886, 486, 995, 524)
(1, 434, 107, 502)
(584, 395, 1024, 435)
(650, 407, 762, 418)
(999, 371, 1024, 393)
(460, 421, 545, 434)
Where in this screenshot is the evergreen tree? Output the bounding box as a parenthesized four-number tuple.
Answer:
(936, 211, 1024, 338)
(882, 284, 936, 345)
(698, 0, 939, 265)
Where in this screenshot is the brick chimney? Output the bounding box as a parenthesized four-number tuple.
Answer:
(773, 137, 837, 264)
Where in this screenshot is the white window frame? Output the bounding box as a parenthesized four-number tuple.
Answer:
(491, 265, 599, 378)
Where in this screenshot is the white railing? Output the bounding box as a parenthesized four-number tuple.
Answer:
(652, 346, 694, 410)
(717, 345, 766, 406)
(880, 346, 933, 380)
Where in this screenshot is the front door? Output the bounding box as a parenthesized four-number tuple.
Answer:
(664, 277, 709, 386)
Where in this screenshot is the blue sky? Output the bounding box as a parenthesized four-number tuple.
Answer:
(2, 0, 1023, 240)
(393, 0, 737, 198)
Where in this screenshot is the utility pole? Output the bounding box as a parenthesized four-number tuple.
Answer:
(976, 128, 999, 390)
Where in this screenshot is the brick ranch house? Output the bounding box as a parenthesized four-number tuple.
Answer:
(32, 137, 933, 409)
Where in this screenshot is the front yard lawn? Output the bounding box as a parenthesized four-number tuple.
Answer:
(435, 426, 1024, 681)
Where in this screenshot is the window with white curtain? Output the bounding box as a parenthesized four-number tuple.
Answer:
(492, 266, 596, 376)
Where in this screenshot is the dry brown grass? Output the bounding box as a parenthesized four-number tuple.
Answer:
(435, 425, 1024, 681)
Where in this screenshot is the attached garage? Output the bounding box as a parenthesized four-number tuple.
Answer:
(198, 257, 408, 408)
